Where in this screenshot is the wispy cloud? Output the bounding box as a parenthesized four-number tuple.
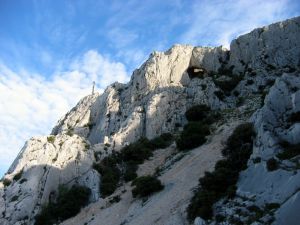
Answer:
(0, 0, 298, 177)
(107, 27, 139, 49)
(0, 50, 129, 175)
(180, 0, 296, 48)
(101, 0, 187, 69)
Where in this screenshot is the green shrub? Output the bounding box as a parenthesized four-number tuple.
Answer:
(267, 158, 278, 171)
(86, 122, 95, 130)
(253, 157, 261, 164)
(84, 143, 90, 150)
(233, 90, 240, 97)
(185, 104, 221, 125)
(236, 97, 244, 106)
(277, 142, 300, 160)
(265, 79, 275, 86)
(214, 90, 225, 101)
(131, 176, 164, 198)
(177, 105, 221, 151)
(124, 162, 138, 182)
(66, 129, 73, 136)
(224, 123, 254, 156)
(93, 134, 173, 197)
(246, 79, 254, 85)
(226, 185, 237, 199)
(187, 123, 255, 221)
(20, 178, 27, 183)
(200, 168, 237, 193)
(187, 189, 217, 220)
(109, 195, 121, 204)
(217, 64, 234, 76)
(213, 75, 243, 95)
(247, 204, 261, 212)
(35, 205, 56, 225)
(121, 138, 153, 164)
(176, 122, 210, 151)
(215, 214, 226, 222)
(13, 170, 23, 181)
(93, 153, 121, 197)
(47, 136, 55, 144)
(11, 195, 19, 202)
(35, 185, 90, 225)
(287, 111, 300, 123)
(121, 134, 173, 177)
(261, 90, 268, 107)
(265, 202, 280, 211)
(148, 133, 173, 149)
(222, 123, 254, 171)
(185, 105, 211, 122)
(2, 178, 11, 187)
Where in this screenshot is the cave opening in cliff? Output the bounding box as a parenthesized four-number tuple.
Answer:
(187, 66, 206, 79)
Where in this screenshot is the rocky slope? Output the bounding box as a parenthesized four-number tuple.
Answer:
(0, 16, 300, 225)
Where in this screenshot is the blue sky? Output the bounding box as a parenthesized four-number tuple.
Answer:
(0, 0, 299, 177)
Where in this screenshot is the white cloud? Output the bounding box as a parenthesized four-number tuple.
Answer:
(0, 50, 129, 176)
(181, 0, 292, 48)
(116, 48, 147, 70)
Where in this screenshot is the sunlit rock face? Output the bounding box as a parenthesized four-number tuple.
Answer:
(0, 16, 300, 225)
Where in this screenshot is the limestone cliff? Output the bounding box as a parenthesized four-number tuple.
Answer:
(0, 16, 300, 225)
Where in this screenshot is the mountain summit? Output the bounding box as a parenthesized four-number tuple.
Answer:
(1, 16, 300, 225)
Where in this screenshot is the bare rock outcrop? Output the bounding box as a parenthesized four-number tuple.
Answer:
(0, 16, 299, 225)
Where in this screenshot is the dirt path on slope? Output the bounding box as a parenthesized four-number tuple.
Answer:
(62, 121, 240, 225)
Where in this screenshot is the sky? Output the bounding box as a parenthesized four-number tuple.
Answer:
(0, 0, 299, 177)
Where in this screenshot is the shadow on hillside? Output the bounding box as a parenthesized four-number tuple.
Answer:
(1, 156, 99, 225)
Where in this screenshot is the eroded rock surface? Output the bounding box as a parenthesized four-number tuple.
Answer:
(0, 16, 299, 225)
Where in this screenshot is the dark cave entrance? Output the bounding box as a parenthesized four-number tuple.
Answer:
(187, 66, 206, 79)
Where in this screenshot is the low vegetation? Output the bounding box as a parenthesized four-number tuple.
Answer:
(13, 170, 23, 181)
(266, 158, 279, 171)
(66, 129, 73, 136)
(253, 157, 261, 164)
(187, 123, 255, 221)
(287, 111, 300, 123)
(236, 97, 245, 107)
(185, 104, 211, 122)
(131, 176, 164, 198)
(93, 153, 121, 197)
(261, 90, 269, 107)
(176, 105, 220, 151)
(11, 195, 19, 202)
(93, 134, 173, 197)
(20, 178, 27, 183)
(2, 178, 11, 187)
(47, 136, 55, 144)
(176, 122, 210, 151)
(277, 142, 300, 160)
(213, 75, 243, 96)
(246, 79, 254, 85)
(214, 90, 225, 101)
(109, 195, 121, 204)
(265, 202, 280, 211)
(35, 185, 91, 225)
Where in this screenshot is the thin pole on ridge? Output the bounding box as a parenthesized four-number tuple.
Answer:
(92, 81, 95, 95)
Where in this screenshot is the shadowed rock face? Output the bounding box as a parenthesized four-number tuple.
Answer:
(0, 134, 99, 225)
(1, 16, 300, 225)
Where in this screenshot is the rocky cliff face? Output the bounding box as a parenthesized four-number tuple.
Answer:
(0, 17, 300, 225)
